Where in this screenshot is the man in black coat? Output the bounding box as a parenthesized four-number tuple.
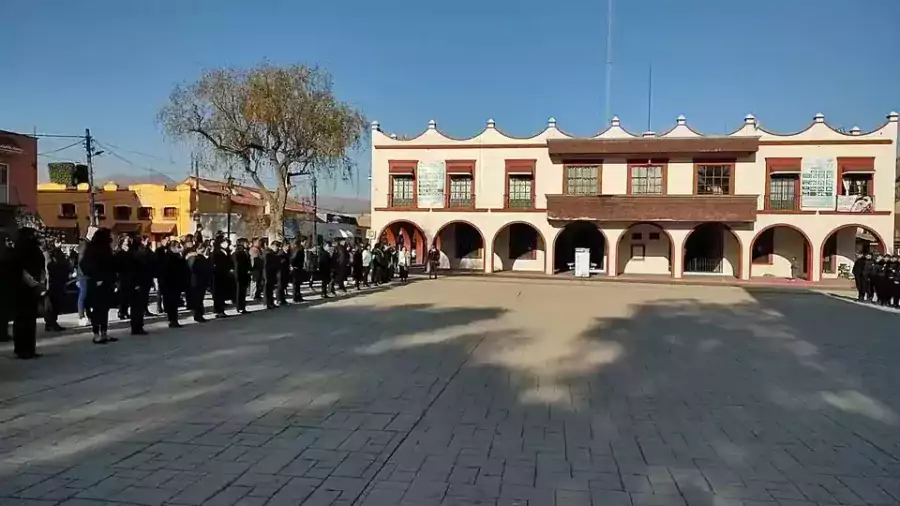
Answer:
(211, 235, 232, 318)
(851, 252, 865, 301)
(154, 237, 170, 313)
(138, 236, 156, 317)
(263, 241, 281, 309)
(332, 240, 348, 294)
(232, 239, 251, 313)
(291, 237, 307, 303)
(186, 244, 212, 323)
(128, 240, 149, 335)
(161, 241, 185, 328)
(861, 252, 875, 302)
(318, 243, 333, 299)
(278, 242, 291, 305)
(114, 235, 135, 320)
(43, 239, 71, 332)
(250, 239, 265, 300)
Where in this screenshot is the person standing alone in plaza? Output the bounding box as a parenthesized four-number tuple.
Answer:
(427, 243, 440, 279)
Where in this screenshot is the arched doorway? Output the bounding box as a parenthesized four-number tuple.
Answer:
(492, 222, 546, 273)
(434, 221, 485, 270)
(553, 221, 607, 274)
(616, 223, 672, 276)
(749, 224, 812, 280)
(379, 220, 427, 265)
(820, 224, 887, 279)
(682, 223, 742, 278)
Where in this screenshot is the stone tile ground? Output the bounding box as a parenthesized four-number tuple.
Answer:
(0, 277, 898, 506)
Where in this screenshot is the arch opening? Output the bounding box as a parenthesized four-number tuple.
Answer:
(492, 222, 546, 273)
(379, 220, 427, 265)
(435, 221, 485, 270)
(749, 225, 812, 280)
(821, 225, 886, 279)
(553, 221, 606, 274)
(616, 223, 672, 276)
(683, 223, 741, 278)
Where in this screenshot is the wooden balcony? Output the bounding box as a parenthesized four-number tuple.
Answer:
(546, 194, 759, 222)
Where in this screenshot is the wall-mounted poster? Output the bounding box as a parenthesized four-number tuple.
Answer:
(800, 157, 836, 210)
(836, 195, 874, 213)
(416, 160, 446, 208)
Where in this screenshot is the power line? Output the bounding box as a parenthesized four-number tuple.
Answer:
(93, 141, 185, 178)
(95, 140, 177, 165)
(38, 140, 83, 156)
(32, 133, 85, 139)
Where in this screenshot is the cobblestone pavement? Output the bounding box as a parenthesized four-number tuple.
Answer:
(1, 277, 899, 506)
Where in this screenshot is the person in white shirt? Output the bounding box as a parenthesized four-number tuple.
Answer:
(397, 246, 410, 282)
(361, 244, 372, 287)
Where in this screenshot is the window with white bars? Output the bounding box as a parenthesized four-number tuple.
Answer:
(696, 164, 731, 195)
(508, 175, 533, 208)
(448, 175, 473, 207)
(391, 175, 414, 207)
(565, 165, 599, 195)
(0, 163, 8, 204)
(630, 165, 663, 194)
(768, 174, 798, 211)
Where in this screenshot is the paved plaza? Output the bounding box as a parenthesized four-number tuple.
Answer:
(1, 277, 899, 506)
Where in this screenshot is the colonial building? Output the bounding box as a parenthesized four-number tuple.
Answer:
(37, 176, 313, 243)
(370, 112, 899, 282)
(0, 130, 38, 235)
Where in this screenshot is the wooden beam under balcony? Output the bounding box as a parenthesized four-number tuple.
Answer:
(547, 137, 759, 162)
(546, 194, 759, 222)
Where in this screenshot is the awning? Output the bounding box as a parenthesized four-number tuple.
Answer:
(150, 223, 177, 235)
(548, 136, 760, 162)
(111, 223, 142, 234)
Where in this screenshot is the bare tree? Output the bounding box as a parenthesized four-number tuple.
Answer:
(159, 62, 368, 239)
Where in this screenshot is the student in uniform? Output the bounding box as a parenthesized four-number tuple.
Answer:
(263, 241, 281, 309)
(232, 238, 251, 313)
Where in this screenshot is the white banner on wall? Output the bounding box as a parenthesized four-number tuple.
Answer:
(836, 195, 874, 213)
(800, 157, 836, 210)
(416, 160, 446, 208)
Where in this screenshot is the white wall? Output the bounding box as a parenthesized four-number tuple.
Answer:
(492, 225, 546, 272)
(617, 224, 671, 275)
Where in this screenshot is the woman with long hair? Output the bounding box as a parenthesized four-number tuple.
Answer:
(80, 228, 117, 344)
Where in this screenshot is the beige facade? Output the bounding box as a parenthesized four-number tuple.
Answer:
(370, 112, 899, 283)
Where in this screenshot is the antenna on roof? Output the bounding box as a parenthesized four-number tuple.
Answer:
(604, 0, 613, 123)
(646, 64, 653, 132)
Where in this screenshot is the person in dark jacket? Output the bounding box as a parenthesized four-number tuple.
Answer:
(154, 236, 170, 313)
(0, 234, 14, 343)
(889, 255, 900, 308)
(125, 240, 149, 335)
(263, 241, 281, 309)
(186, 243, 212, 322)
(873, 255, 886, 305)
(232, 238, 251, 313)
(291, 237, 307, 303)
(138, 236, 156, 317)
(331, 240, 347, 294)
(11, 228, 45, 358)
(43, 239, 71, 332)
(278, 242, 291, 305)
(250, 239, 265, 300)
(211, 235, 232, 318)
(114, 235, 135, 320)
(81, 228, 117, 344)
(160, 240, 185, 328)
(851, 252, 865, 301)
(351, 244, 364, 290)
(861, 252, 875, 302)
(318, 243, 333, 299)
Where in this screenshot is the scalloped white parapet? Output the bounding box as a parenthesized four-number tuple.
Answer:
(370, 112, 899, 146)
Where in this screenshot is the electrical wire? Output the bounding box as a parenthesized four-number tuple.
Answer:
(38, 140, 83, 156)
(93, 141, 184, 179)
(95, 140, 177, 165)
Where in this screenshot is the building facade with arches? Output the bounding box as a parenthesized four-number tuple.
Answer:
(370, 112, 899, 283)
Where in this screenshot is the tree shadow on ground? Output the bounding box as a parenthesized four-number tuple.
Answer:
(1, 279, 899, 506)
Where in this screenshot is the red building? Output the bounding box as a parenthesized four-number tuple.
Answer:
(0, 130, 38, 235)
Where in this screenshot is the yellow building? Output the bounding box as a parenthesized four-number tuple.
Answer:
(37, 176, 313, 243)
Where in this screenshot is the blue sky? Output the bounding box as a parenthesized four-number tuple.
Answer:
(2, 0, 898, 199)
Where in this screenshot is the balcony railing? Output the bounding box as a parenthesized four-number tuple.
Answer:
(685, 257, 723, 274)
(390, 196, 414, 208)
(507, 198, 534, 210)
(448, 196, 473, 208)
(767, 198, 797, 211)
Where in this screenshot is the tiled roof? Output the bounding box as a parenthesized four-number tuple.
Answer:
(186, 177, 313, 214)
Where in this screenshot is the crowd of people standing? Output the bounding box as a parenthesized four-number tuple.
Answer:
(1, 225, 438, 360)
(852, 251, 900, 307)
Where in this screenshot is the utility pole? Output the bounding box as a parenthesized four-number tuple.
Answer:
(312, 173, 318, 246)
(604, 0, 614, 122)
(226, 174, 234, 241)
(84, 128, 98, 226)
